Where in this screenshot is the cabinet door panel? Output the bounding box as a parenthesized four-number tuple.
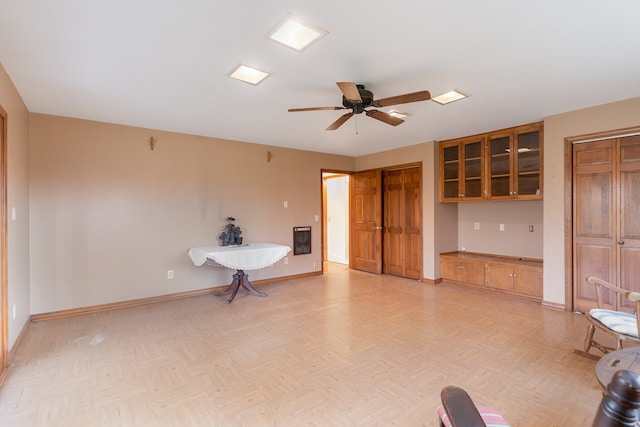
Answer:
(485, 263, 513, 290)
(462, 138, 485, 200)
(513, 267, 542, 297)
(441, 142, 461, 201)
(440, 258, 461, 281)
(487, 134, 513, 199)
(514, 126, 543, 199)
(461, 261, 486, 286)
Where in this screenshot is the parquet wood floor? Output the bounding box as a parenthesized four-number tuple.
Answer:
(0, 263, 617, 426)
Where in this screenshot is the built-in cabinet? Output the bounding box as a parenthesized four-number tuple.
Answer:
(440, 252, 543, 300)
(440, 122, 543, 202)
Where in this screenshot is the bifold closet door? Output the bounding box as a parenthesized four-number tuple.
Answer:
(573, 135, 640, 313)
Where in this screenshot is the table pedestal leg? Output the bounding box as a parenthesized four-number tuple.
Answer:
(214, 270, 267, 304)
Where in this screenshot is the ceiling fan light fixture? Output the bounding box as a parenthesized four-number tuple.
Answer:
(228, 64, 271, 86)
(267, 13, 328, 52)
(388, 110, 409, 119)
(432, 89, 469, 105)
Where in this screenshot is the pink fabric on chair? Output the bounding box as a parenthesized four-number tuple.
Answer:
(437, 405, 510, 427)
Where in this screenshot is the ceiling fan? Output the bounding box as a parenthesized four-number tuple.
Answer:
(288, 82, 431, 130)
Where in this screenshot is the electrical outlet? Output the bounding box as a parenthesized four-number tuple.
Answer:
(167, 270, 174, 279)
(529, 225, 534, 232)
(12, 304, 16, 320)
(474, 222, 480, 230)
(284, 257, 288, 265)
(313, 262, 318, 270)
(499, 224, 505, 231)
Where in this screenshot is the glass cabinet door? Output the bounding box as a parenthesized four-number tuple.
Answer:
(488, 133, 512, 199)
(515, 127, 542, 198)
(441, 142, 461, 200)
(462, 138, 484, 200)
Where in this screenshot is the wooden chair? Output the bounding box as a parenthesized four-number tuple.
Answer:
(584, 276, 640, 355)
(438, 370, 640, 427)
(437, 386, 508, 427)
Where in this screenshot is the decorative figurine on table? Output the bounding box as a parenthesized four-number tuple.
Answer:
(219, 217, 243, 246)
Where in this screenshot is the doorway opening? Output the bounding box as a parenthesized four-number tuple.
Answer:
(322, 172, 350, 267)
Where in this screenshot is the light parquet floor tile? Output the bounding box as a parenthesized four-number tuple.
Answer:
(0, 262, 622, 426)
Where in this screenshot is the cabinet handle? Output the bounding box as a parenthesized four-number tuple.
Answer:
(619, 240, 625, 245)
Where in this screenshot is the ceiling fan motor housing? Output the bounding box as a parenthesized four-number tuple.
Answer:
(342, 85, 374, 111)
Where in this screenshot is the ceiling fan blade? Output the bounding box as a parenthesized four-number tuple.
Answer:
(336, 82, 362, 103)
(288, 106, 345, 112)
(326, 112, 354, 131)
(365, 109, 404, 126)
(372, 90, 431, 107)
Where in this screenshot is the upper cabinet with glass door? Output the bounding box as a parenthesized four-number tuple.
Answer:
(439, 121, 543, 202)
(439, 135, 486, 202)
(487, 122, 543, 200)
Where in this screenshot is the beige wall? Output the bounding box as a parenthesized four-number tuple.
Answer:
(543, 97, 640, 306)
(457, 201, 543, 259)
(29, 114, 354, 313)
(0, 62, 31, 349)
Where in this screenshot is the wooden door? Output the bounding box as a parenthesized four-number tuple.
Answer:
(573, 139, 616, 312)
(618, 136, 640, 310)
(384, 170, 403, 276)
(383, 167, 421, 279)
(573, 135, 640, 313)
(350, 170, 383, 274)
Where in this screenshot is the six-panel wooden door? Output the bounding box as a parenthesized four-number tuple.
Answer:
(383, 167, 422, 279)
(349, 170, 383, 274)
(573, 135, 640, 312)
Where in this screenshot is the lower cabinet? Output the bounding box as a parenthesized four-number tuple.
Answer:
(440, 256, 485, 286)
(440, 252, 542, 300)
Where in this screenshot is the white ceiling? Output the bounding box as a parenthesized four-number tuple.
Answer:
(1, 1, 639, 157)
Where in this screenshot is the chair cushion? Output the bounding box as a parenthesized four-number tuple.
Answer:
(437, 405, 510, 427)
(590, 308, 639, 338)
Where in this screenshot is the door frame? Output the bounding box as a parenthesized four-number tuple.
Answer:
(0, 105, 7, 383)
(321, 169, 353, 272)
(564, 125, 640, 311)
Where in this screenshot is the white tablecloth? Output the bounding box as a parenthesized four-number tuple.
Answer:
(188, 242, 291, 270)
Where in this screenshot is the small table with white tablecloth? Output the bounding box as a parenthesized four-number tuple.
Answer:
(188, 243, 291, 303)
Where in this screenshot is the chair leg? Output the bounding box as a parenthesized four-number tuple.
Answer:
(584, 324, 596, 353)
